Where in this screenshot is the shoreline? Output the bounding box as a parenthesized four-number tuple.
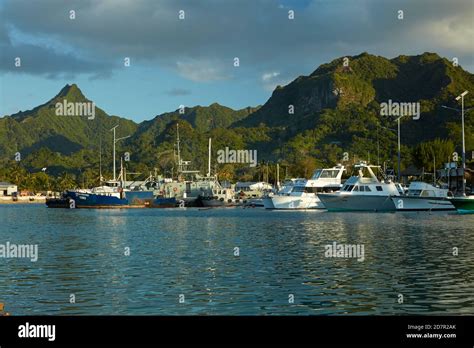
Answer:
(0, 197, 46, 204)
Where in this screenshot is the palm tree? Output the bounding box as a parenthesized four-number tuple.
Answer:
(56, 172, 76, 191)
(8, 163, 27, 187)
(32, 172, 50, 193)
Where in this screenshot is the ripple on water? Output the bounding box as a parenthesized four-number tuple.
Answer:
(0, 206, 473, 315)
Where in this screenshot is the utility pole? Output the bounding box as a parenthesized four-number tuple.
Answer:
(457, 91, 468, 195)
(442, 91, 471, 195)
(395, 115, 406, 183)
(176, 123, 182, 175)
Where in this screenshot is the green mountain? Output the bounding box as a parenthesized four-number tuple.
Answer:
(0, 84, 138, 180)
(0, 84, 137, 156)
(237, 52, 473, 139)
(0, 84, 260, 180)
(137, 103, 258, 135)
(232, 52, 473, 173)
(132, 102, 258, 150)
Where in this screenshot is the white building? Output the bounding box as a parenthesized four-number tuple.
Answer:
(0, 182, 18, 196)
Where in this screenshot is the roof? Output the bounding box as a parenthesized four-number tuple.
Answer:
(0, 182, 15, 186)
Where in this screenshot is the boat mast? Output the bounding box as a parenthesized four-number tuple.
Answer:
(110, 124, 130, 182)
(110, 125, 118, 181)
(120, 157, 124, 186)
(176, 123, 182, 175)
(207, 138, 212, 177)
(276, 163, 280, 190)
(99, 134, 103, 184)
(123, 157, 127, 183)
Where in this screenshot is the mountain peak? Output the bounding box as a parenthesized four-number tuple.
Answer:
(8, 83, 90, 121)
(54, 83, 87, 101)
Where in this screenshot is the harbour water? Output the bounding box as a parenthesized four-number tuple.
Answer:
(0, 204, 473, 315)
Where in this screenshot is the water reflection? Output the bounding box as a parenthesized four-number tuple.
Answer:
(0, 205, 473, 315)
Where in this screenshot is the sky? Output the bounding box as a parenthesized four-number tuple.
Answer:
(0, 0, 473, 122)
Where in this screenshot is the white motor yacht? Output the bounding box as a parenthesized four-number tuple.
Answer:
(271, 165, 345, 210)
(392, 181, 455, 211)
(318, 162, 403, 212)
(262, 179, 298, 209)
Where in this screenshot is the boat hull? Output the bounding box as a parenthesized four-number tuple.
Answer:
(391, 196, 455, 211)
(271, 194, 324, 210)
(318, 193, 396, 212)
(262, 197, 275, 209)
(45, 198, 71, 208)
(243, 198, 264, 207)
(200, 198, 241, 207)
(64, 190, 153, 208)
(198, 197, 243, 207)
(449, 196, 474, 213)
(125, 191, 155, 206)
(66, 190, 128, 208)
(147, 197, 177, 208)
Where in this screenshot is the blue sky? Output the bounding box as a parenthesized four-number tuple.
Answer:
(1, 0, 473, 122)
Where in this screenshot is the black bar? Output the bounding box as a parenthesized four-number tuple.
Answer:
(0, 316, 473, 346)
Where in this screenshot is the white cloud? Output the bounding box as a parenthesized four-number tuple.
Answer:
(176, 60, 231, 82)
(164, 88, 192, 96)
(260, 71, 291, 91)
(261, 72, 280, 81)
(1, 0, 473, 78)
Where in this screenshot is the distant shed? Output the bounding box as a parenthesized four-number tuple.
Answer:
(0, 182, 18, 196)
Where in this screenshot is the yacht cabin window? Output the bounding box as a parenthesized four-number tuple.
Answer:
(319, 170, 340, 178)
(421, 190, 434, 197)
(408, 190, 421, 196)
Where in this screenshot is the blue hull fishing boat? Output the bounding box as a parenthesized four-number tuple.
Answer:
(46, 125, 163, 209)
(47, 190, 178, 209)
(64, 189, 154, 208)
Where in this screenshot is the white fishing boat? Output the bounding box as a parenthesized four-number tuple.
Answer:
(318, 162, 403, 212)
(391, 181, 455, 211)
(271, 165, 345, 210)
